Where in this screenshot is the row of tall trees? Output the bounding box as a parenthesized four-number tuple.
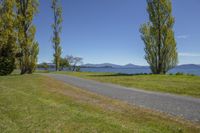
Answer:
(0, 0, 39, 75)
(1, 0, 178, 75)
(50, 0, 178, 74)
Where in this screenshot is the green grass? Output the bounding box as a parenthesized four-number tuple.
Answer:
(52, 71, 200, 97)
(0, 74, 199, 132)
(34, 70, 50, 73)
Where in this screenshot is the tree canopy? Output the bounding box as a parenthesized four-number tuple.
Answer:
(16, 0, 39, 74)
(140, 0, 178, 74)
(0, 0, 17, 75)
(52, 0, 62, 71)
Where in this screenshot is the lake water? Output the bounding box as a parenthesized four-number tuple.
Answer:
(38, 67, 200, 76)
(80, 67, 200, 76)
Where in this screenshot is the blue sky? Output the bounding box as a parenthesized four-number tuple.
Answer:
(34, 0, 200, 65)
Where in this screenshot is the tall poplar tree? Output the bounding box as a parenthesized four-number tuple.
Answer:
(140, 0, 178, 74)
(16, 0, 39, 74)
(0, 0, 17, 75)
(52, 0, 62, 71)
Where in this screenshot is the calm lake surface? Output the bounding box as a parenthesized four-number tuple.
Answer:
(80, 68, 200, 76)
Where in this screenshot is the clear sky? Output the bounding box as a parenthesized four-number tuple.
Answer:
(34, 0, 200, 65)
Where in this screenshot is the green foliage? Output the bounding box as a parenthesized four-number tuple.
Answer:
(0, 57, 15, 76)
(75, 66, 81, 72)
(0, 0, 17, 75)
(59, 57, 69, 70)
(16, 0, 39, 74)
(175, 72, 195, 76)
(140, 0, 178, 74)
(52, 0, 62, 71)
(27, 41, 39, 73)
(38, 62, 49, 70)
(66, 55, 83, 71)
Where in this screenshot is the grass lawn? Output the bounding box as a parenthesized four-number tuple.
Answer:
(52, 71, 200, 98)
(0, 74, 199, 132)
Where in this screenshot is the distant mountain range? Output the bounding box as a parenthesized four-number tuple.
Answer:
(81, 63, 147, 68)
(175, 64, 200, 69)
(81, 63, 200, 69)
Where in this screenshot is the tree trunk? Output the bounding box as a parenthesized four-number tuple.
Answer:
(157, 1, 162, 74)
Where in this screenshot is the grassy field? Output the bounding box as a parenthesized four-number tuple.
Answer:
(0, 74, 199, 132)
(52, 72, 200, 98)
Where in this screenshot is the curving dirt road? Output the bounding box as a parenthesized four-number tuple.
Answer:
(43, 73, 200, 122)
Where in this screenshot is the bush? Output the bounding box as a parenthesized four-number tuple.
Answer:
(0, 57, 15, 76)
(175, 72, 195, 76)
(76, 66, 81, 72)
(175, 72, 184, 75)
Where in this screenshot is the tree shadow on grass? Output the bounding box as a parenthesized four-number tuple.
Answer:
(10, 74, 22, 76)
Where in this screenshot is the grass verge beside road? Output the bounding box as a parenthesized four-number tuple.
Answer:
(52, 71, 200, 98)
(0, 74, 199, 132)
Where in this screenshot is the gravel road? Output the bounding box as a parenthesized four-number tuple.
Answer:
(44, 73, 200, 122)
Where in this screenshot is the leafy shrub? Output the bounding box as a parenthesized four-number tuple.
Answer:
(175, 72, 184, 75)
(175, 72, 195, 76)
(0, 57, 15, 76)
